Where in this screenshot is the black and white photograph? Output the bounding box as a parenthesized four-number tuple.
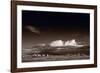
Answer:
(22, 10, 90, 62)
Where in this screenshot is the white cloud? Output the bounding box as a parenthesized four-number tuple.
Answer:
(26, 25, 40, 34)
(65, 39, 77, 46)
(50, 39, 84, 47)
(50, 40, 64, 47)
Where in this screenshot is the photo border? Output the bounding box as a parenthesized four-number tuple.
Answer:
(11, 1, 97, 73)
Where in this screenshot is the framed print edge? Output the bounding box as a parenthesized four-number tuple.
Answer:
(94, 6, 97, 67)
(11, 1, 17, 73)
(11, 1, 97, 73)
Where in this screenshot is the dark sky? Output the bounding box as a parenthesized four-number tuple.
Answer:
(22, 10, 90, 32)
(22, 10, 90, 48)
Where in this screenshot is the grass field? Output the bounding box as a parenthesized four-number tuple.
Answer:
(22, 46, 90, 62)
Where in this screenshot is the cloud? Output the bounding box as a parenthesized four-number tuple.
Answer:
(26, 25, 40, 34)
(50, 40, 64, 47)
(50, 39, 84, 47)
(64, 39, 84, 47)
(65, 39, 77, 46)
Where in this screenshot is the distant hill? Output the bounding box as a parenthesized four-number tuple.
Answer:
(32, 45, 89, 56)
